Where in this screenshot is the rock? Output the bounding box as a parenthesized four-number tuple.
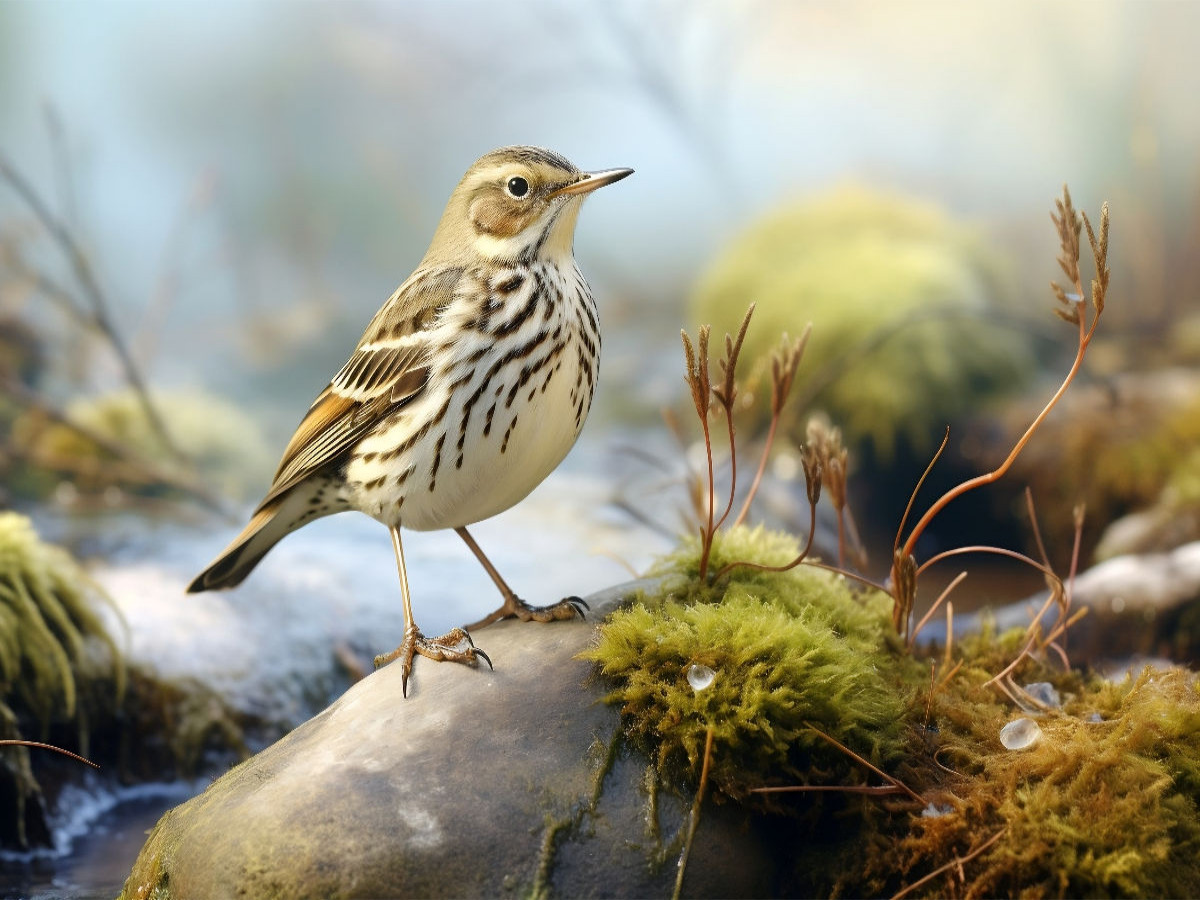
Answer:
(120, 580, 774, 900)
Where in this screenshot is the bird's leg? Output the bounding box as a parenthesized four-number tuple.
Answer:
(456, 526, 589, 631)
(374, 526, 491, 696)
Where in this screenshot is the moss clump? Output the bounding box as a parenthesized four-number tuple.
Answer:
(876, 650, 1200, 899)
(0, 511, 126, 848)
(585, 527, 1200, 897)
(584, 526, 921, 801)
(689, 186, 1032, 458)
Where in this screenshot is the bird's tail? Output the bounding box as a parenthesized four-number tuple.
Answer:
(187, 486, 332, 593)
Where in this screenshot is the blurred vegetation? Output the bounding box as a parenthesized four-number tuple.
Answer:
(980, 369, 1200, 562)
(0, 512, 253, 852)
(0, 510, 124, 848)
(690, 186, 1035, 460)
(8, 387, 273, 506)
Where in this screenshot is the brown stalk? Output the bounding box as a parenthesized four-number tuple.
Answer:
(0, 740, 99, 769)
(681, 326, 716, 580)
(907, 571, 967, 651)
(892, 187, 1108, 638)
(891, 828, 1008, 900)
(672, 725, 715, 900)
(711, 304, 755, 532)
(734, 323, 812, 527)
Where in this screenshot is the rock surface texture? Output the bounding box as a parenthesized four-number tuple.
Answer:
(120, 580, 772, 899)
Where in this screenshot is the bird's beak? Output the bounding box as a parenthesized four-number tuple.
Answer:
(549, 167, 634, 198)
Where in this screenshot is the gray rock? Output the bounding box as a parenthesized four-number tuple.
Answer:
(120, 580, 773, 900)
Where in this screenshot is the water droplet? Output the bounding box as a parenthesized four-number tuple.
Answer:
(687, 664, 715, 692)
(999, 716, 1042, 750)
(1022, 682, 1061, 710)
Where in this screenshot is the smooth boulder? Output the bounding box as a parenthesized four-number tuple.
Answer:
(120, 580, 773, 899)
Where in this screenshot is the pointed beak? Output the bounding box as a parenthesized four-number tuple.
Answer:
(549, 167, 634, 199)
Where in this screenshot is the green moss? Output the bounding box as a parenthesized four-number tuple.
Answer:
(0, 512, 125, 731)
(0, 511, 126, 847)
(585, 526, 1200, 896)
(584, 527, 921, 801)
(689, 186, 1032, 457)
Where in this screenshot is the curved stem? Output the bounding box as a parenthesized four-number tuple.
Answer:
(734, 413, 778, 528)
(900, 306, 1094, 561)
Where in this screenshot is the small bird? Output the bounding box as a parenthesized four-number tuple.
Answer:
(189, 146, 632, 695)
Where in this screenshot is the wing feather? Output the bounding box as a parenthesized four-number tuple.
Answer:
(254, 265, 464, 508)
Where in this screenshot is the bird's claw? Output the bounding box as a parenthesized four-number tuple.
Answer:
(374, 625, 490, 697)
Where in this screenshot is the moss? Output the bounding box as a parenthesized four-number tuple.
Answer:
(689, 186, 1032, 458)
(0, 511, 126, 848)
(0, 512, 125, 734)
(584, 527, 922, 801)
(585, 526, 1200, 897)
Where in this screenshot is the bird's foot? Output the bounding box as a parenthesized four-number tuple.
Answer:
(465, 594, 589, 632)
(374, 625, 492, 697)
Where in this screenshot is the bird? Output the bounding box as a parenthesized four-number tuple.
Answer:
(188, 146, 633, 696)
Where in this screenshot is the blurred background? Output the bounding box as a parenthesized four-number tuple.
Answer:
(3, 1, 1200, 893)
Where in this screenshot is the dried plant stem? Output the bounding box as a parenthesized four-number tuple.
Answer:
(0, 152, 187, 464)
(804, 725, 923, 804)
(0, 740, 98, 769)
(712, 412, 738, 533)
(907, 571, 967, 651)
(899, 310, 1092, 564)
(713, 483, 817, 582)
(733, 411, 779, 528)
(673, 725, 715, 900)
(698, 414, 717, 580)
(891, 828, 1008, 900)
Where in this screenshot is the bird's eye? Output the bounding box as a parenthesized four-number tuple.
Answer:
(506, 176, 530, 198)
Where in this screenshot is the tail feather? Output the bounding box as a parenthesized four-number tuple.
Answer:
(187, 501, 288, 592)
(188, 478, 345, 592)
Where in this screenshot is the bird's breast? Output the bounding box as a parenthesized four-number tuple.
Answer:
(345, 261, 599, 531)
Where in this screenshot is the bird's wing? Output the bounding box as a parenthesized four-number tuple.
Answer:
(257, 265, 465, 506)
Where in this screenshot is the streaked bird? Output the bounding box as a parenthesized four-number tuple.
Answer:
(189, 146, 632, 695)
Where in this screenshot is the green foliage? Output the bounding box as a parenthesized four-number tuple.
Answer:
(0, 512, 125, 727)
(0, 511, 126, 847)
(689, 186, 1032, 457)
(585, 527, 919, 800)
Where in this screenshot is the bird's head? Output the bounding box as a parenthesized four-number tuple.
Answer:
(423, 146, 632, 265)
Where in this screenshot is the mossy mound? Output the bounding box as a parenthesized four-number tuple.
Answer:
(585, 526, 1200, 897)
(9, 387, 272, 502)
(0, 511, 125, 848)
(689, 186, 1032, 457)
(584, 527, 923, 801)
